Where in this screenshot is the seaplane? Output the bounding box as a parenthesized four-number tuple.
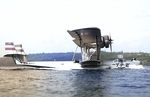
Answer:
(0, 27, 114, 70)
(67, 27, 113, 68)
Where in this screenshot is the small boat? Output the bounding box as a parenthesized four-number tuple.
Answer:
(110, 55, 143, 69)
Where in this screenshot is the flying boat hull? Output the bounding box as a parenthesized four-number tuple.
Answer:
(80, 60, 101, 67)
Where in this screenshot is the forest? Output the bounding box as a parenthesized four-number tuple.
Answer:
(26, 51, 150, 65)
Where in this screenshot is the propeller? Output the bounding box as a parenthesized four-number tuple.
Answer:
(109, 33, 113, 52)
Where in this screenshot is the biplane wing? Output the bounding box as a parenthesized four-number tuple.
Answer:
(67, 27, 102, 48)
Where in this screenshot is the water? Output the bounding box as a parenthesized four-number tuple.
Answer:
(0, 62, 150, 97)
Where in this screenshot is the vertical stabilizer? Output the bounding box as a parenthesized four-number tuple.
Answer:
(15, 44, 27, 55)
(5, 42, 17, 54)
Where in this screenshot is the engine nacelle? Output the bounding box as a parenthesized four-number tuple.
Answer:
(103, 35, 109, 48)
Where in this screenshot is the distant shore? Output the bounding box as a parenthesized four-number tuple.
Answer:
(26, 52, 150, 65)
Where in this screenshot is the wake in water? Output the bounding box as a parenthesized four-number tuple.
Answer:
(15, 61, 144, 70)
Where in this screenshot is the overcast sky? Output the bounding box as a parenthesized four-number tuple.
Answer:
(0, 0, 150, 56)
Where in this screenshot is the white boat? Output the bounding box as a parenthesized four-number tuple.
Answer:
(110, 55, 143, 69)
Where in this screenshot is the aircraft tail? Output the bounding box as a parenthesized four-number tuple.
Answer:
(4, 42, 28, 64)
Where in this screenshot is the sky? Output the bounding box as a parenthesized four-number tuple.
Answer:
(0, 0, 150, 56)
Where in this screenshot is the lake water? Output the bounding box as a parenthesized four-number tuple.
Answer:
(0, 62, 150, 97)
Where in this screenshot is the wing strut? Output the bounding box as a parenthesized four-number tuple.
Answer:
(96, 35, 100, 60)
(74, 31, 83, 54)
(72, 46, 78, 61)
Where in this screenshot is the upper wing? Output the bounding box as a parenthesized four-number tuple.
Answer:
(67, 27, 102, 48)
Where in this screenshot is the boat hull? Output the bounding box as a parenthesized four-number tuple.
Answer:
(80, 60, 101, 67)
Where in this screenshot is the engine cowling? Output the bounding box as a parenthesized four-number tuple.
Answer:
(103, 35, 109, 48)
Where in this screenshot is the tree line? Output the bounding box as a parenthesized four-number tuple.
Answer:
(26, 51, 150, 65)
